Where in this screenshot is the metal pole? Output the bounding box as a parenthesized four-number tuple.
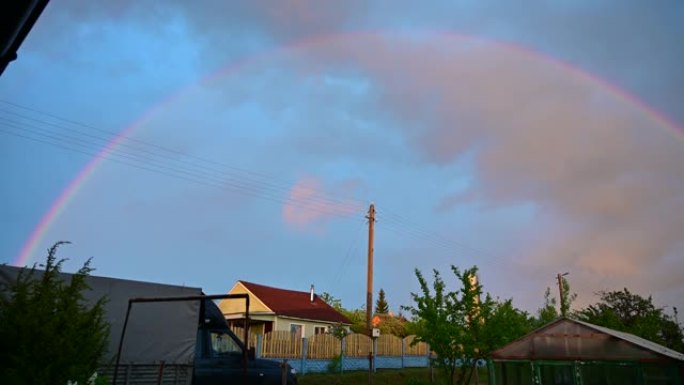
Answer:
(281, 359, 288, 385)
(156, 361, 165, 385)
(112, 301, 133, 385)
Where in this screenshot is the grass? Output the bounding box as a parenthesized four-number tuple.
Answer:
(297, 367, 489, 385)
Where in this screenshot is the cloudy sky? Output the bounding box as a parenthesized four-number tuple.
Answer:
(2, 1, 683, 316)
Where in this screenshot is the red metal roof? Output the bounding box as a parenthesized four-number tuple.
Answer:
(239, 280, 351, 325)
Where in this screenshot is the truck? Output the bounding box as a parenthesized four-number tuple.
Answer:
(0, 264, 297, 385)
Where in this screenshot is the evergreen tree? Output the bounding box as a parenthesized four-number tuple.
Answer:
(0, 242, 110, 385)
(375, 288, 389, 314)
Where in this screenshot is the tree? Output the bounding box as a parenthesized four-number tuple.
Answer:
(0, 242, 110, 385)
(403, 266, 532, 385)
(577, 288, 684, 352)
(320, 292, 343, 311)
(534, 287, 559, 327)
(558, 276, 577, 317)
(328, 323, 349, 340)
(375, 288, 389, 314)
(375, 313, 409, 337)
(339, 307, 367, 334)
(533, 277, 577, 327)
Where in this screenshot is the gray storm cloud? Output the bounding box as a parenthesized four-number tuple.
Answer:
(35, 1, 684, 126)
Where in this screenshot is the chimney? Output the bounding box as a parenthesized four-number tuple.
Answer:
(310, 284, 315, 303)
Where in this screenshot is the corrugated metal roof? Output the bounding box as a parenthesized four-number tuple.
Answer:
(574, 319, 684, 362)
(491, 317, 684, 362)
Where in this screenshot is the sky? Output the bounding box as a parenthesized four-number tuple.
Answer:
(1, 1, 684, 317)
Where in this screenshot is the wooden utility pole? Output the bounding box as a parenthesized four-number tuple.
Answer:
(366, 203, 375, 333)
(366, 203, 375, 385)
(557, 272, 568, 317)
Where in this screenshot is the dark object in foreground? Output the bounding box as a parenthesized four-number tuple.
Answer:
(1, 264, 297, 385)
(0, 0, 50, 76)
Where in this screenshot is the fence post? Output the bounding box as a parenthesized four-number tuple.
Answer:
(256, 334, 263, 359)
(401, 338, 405, 369)
(340, 336, 346, 374)
(372, 338, 378, 372)
(427, 344, 433, 383)
(301, 337, 308, 375)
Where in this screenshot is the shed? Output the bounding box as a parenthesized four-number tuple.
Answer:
(489, 318, 684, 385)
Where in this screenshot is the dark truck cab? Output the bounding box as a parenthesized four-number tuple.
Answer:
(114, 294, 298, 385)
(192, 298, 297, 385)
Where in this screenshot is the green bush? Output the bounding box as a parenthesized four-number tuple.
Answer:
(0, 242, 109, 385)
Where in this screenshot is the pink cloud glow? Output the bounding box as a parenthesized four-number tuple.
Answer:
(282, 176, 363, 231)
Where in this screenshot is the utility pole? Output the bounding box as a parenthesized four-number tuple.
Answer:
(366, 203, 375, 333)
(366, 203, 375, 385)
(557, 272, 569, 317)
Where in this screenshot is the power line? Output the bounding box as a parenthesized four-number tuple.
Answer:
(0, 121, 362, 218)
(0, 111, 364, 217)
(1, 100, 498, 260)
(378, 207, 498, 258)
(0, 100, 365, 213)
(332, 218, 367, 292)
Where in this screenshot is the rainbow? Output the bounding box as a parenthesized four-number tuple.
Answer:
(12, 30, 684, 266)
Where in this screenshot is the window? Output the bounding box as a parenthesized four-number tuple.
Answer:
(314, 326, 327, 335)
(290, 323, 303, 338)
(209, 330, 242, 356)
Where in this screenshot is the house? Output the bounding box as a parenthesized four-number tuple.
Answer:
(218, 280, 351, 338)
(489, 317, 684, 385)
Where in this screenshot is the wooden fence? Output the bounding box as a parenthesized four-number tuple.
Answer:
(307, 334, 341, 359)
(345, 333, 372, 357)
(403, 335, 429, 356)
(262, 330, 303, 358)
(376, 334, 403, 356)
(231, 329, 429, 359)
(230, 326, 258, 349)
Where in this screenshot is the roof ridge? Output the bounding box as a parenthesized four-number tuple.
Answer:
(239, 280, 312, 295)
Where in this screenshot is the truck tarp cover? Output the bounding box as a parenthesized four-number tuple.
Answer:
(0, 265, 202, 365)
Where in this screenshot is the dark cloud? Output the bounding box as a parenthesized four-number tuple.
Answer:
(31, 1, 684, 126)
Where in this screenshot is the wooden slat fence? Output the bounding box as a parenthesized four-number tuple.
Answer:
(403, 335, 429, 356)
(229, 326, 258, 349)
(233, 331, 428, 358)
(344, 333, 372, 357)
(261, 330, 302, 358)
(307, 334, 341, 359)
(376, 334, 403, 356)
